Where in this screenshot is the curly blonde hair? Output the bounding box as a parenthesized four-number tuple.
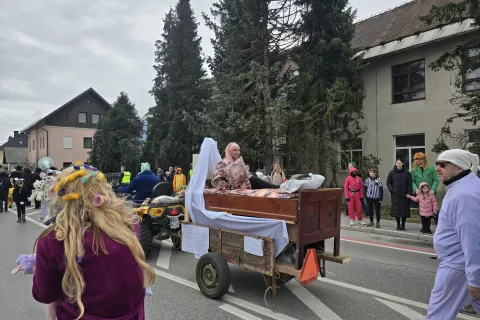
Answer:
(34, 165, 155, 319)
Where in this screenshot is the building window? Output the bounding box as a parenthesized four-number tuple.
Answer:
(392, 59, 426, 103)
(464, 48, 480, 92)
(33, 139, 35, 150)
(63, 136, 73, 149)
(63, 115, 68, 121)
(78, 112, 87, 123)
(92, 113, 100, 125)
(395, 134, 425, 170)
(340, 138, 362, 170)
(83, 137, 93, 149)
(466, 129, 480, 154)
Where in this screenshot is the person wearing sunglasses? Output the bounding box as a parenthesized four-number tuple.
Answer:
(425, 149, 480, 319)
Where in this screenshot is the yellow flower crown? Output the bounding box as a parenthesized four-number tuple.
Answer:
(54, 161, 105, 201)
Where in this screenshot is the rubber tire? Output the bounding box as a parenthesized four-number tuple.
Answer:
(139, 218, 154, 259)
(196, 253, 231, 299)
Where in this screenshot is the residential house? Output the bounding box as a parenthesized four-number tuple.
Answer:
(22, 88, 111, 169)
(336, 0, 479, 202)
(0, 131, 29, 170)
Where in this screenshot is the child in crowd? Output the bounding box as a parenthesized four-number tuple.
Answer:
(32, 162, 155, 319)
(407, 182, 437, 234)
(13, 178, 28, 223)
(364, 169, 383, 228)
(344, 167, 365, 226)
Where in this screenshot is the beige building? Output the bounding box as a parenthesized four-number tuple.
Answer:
(338, 0, 480, 202)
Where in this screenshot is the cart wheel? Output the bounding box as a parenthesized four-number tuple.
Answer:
(196, 253, 231, 299)
(139, 217, 154, 259)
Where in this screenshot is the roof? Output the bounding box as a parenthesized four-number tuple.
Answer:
(353, 0, 466, 50)
(0, 131, 28, 149)
(22, 87, 111, 133)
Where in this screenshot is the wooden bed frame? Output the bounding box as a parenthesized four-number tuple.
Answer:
(204, 188, 343, 270)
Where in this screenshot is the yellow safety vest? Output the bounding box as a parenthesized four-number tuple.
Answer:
(122, 171, 131, 184)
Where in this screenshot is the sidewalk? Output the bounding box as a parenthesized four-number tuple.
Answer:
(341, 214, 435, 242)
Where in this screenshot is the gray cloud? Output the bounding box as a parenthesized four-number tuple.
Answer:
(0, 0, 407, 143)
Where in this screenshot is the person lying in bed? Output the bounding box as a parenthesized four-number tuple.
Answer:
(213, 142, 280, 191)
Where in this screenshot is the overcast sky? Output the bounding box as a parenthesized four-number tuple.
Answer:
(0, 0, 407, 143)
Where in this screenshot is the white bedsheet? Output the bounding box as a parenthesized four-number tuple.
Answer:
(185, 138, 289, 257)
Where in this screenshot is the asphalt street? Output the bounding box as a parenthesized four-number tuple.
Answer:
(0, 206, 477, 320)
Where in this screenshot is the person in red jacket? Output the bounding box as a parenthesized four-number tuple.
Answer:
(344, 167, 366, 226)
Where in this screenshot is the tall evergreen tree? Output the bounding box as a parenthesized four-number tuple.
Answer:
(421, 1, 480, 153)
(287, 0, 365, 175)
(89, 92, 143, 173)
(146, 0, 207, 170)
(198, 0, 298, 169)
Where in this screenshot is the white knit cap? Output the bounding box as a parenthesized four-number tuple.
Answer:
(437, 149, 480, 171)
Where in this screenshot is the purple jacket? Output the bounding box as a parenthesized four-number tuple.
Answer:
(33, 229, 145, 320)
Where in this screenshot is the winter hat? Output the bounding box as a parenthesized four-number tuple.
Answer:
(141, 162, 151, 173)
(437, 149, 480, 172)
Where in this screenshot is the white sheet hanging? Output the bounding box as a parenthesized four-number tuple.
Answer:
(185, 138, 289, 257)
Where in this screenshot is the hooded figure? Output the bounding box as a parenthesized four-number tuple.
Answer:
(173, 168, 187, 193)
(344, 167, 365, 226)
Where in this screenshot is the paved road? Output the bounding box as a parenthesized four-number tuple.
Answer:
(0, 206, 476, 320)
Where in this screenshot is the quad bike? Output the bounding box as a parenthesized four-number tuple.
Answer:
(132, 182, 185, 258)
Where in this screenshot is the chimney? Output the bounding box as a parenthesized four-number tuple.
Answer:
(14, 131, 19, 137)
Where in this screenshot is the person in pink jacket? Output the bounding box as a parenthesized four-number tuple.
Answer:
(407, 182, 438, 234)
(344, 167, 365, 226)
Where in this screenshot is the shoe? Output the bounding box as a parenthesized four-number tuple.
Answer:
(360, 221, 367, 226)
(396, 226, 401, 230)
(0, 209, 3, 213)
(350, 219, 354, 226)
(376, 222, 380, 228)
(401, 227, 406, 231)
(366, 222, 374, 227)
(460, 304, 479, 317)
(426, 230, 432, 234)
(420, 228, 425, 233)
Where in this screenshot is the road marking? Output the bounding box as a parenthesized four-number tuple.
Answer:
(376, 298, 424, 319)
(316, 277, 476, 320)
(219, 304, 262, 320)
(156, 240, 172, 269)
(153, 267, 297, 320)
(9, 209, 47, 229)
(27, 210, 41, 216)
(341, 237, 436, 256)
(285, 279, 342, 320)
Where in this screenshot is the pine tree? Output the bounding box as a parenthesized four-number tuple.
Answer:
(287, 0, 365, 175)
(421, 1, 480, 153)
(198, 0, 299, 169)
(89, 92, 143, 173)
(146, 0, 207, 170)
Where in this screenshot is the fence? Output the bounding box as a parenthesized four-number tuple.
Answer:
(104, 173, 118, 184)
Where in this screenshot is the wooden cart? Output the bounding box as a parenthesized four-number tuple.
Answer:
(183, 188, 351, 299)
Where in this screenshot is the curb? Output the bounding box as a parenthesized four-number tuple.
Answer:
(341, 224, 434, 242)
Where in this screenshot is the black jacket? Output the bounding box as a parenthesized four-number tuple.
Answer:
(0, 175, 11, 196)
(21, 171, 34, 191)
(13, 185, 29, 203)
(387, 166, 413, 218)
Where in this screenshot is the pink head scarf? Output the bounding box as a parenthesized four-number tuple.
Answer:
(225, 142, 240, 164)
